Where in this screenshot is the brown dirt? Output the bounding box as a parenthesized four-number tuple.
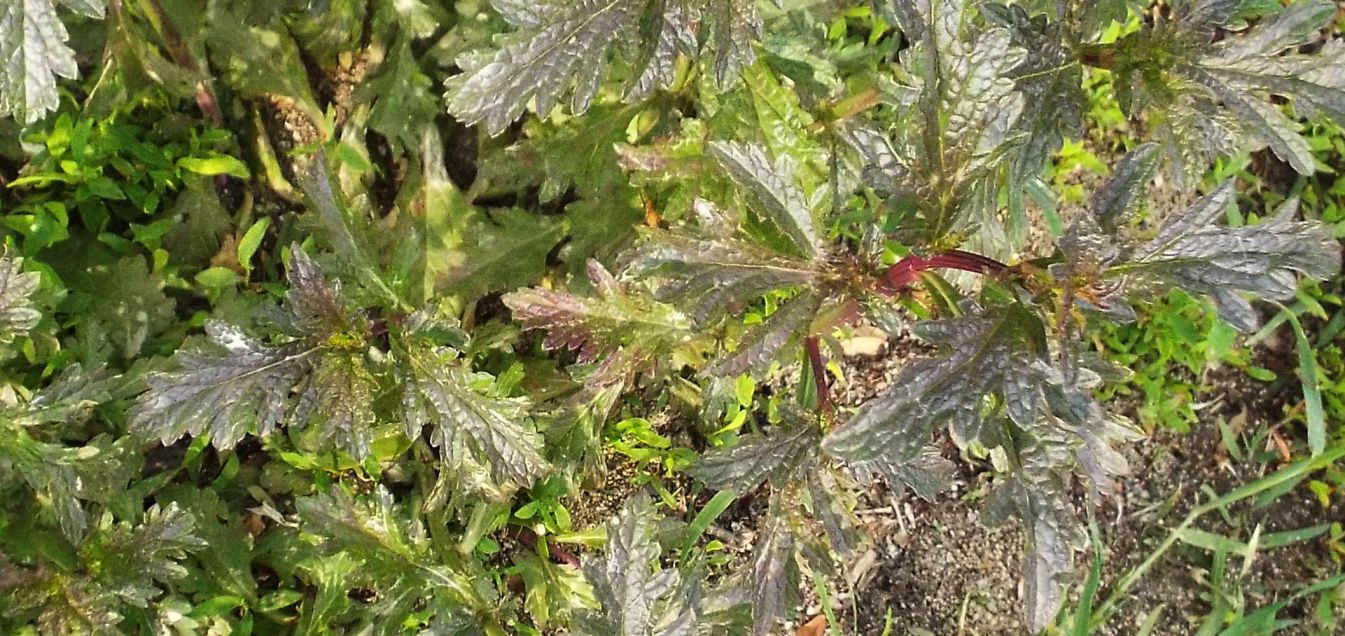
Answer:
(783, 336, 1345, 636)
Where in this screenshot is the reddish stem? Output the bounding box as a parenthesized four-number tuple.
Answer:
(513, 527, 580, 568)
(880, 249, 1009, 293)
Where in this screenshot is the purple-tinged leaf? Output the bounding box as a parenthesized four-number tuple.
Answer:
(504, 259, 690, 363)
(750, 497, 800, 636)
(690, 422, 820, 494)
(703, 291, 821, 378)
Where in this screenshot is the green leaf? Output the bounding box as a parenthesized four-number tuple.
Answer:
(237, 217, 271, 275)
(447, 0, 763, 135)
(129, 320, 316, 450)
(83, 502, 207, 608)
(396, 320, 551, 489)
(985, 443, 1080, 633)
(1280, 306, 1325, 456)
(59, 252, 176, 360)
(707, 140, 820, 258)
(177, 155, 250, 179)
(575, 494, 700, 635)
(823, 307, 1045, 485)
(294, 485, 496, 629)
(1090, 143, 1160, 230)
(626, 224, 819, 325)
(1117, 0, 1345, 176)
(690, 418, 820, 493)
(438, 207, 565, 301)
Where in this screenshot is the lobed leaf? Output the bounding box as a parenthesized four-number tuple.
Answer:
(690, 420, 820, 493)
(504, 259, 691, 363)
(295, 486, 492, 627)
(1119, 0, 1345, 176)
(860, 0, 1027, 245)
(823, 307, 1046, 489)
(397, 326, 550, 488)
(749, 498, 800, 636)
(130, 250, 384, 457)
(577, 494, 698, 636)
(702, 290, 821, 378)
(447, 0, 765, 135)
(707, 141, 821, 259)
(1109, 189, 1341, 332)
(129, 321, 316, 450)
(0, 0, 98, 122)
(0, 253, 40, 345)
(625, 228, 819, 324)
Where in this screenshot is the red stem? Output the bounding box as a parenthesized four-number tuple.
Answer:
(513, 527, 580, 568)
(880, 249, 1009, 293)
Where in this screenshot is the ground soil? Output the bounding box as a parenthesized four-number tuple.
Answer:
(764, 332, 1345, 636)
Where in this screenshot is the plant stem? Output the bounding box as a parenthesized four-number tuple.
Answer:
(880, 249, 1010, 292)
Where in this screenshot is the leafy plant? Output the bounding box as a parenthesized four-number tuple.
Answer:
(1, 0, 1344, 634)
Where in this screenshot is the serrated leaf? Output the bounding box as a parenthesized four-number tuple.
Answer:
(984, 439, 1082, 633)
(982, 3, 1086, 187)
(749, 497, 800, 636)
(690, 420, 820, 493)
(131, 250, 382, 456)
(704, 290, 821, 377)
(129, 321, 315, 450)
(0, 0, 95, 122)
(504, 259, 691, 362)
(359, 38, 439, 152)
(823, 307, 1046, 480)
(707, 141, 820, 258)
(1090, 143, 1159, 230)
(1120, 0, 1345, 176)
(155, 485, 256, 603)
(85, 503, 206, 608)
(397, 326, 550, 488)
(0, 252, 40, 345)
(1107, 188, 1341, 332)
(205, 7, 324, 129)
(61, 253, 176, 360)
(448, 0, 762, 135)
(625, 228, 819, 325)
(860, 0, 1026, 246)
(806, 469, 861, 558)
(515, 551, 599, 629)
(446, 0, 644, 135)
(292, 351, 380, 459)
(294, 485, 492, 626)
(439, 207, 565, 300)
(577, 494, 697, 636)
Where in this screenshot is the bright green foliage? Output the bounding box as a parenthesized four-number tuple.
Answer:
(1, 1, 1344, 635)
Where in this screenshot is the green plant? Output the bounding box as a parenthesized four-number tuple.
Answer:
(1, 1, 1344, 635)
